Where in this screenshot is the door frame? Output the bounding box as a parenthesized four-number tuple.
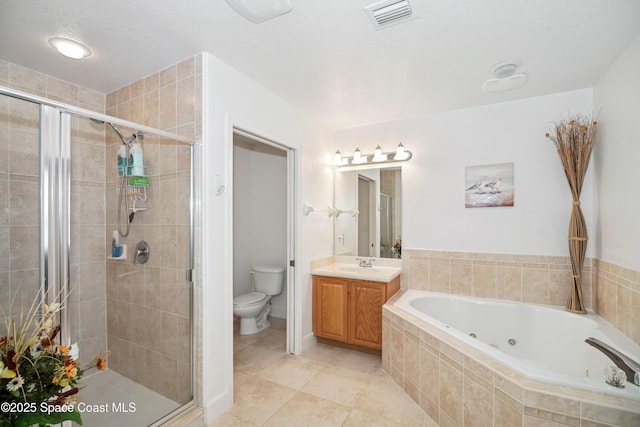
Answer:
(231, 127, 299, 355)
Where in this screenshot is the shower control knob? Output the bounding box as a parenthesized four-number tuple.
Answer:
(134, 240, 150, 265)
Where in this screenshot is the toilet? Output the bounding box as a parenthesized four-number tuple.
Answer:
(233, 265, 284, 335)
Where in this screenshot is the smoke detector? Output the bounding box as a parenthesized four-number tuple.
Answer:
(482, 61, 527, 93)
(365, 0, 419, 30)
(492, 63, 518, 78)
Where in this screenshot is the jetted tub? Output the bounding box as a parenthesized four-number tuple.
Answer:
(393, 290, 640, 401)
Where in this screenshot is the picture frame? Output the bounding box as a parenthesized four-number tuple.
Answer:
(465, 162, 514, 208)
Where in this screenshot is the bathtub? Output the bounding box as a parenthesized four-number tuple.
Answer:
(393, 290, 640, 400)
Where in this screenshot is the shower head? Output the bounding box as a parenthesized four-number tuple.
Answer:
(90, 118, 135, 147)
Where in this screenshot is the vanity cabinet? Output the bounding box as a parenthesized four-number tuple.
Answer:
(312, 275, 400, 351)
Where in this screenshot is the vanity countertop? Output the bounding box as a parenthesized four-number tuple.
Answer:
(311, 262, 401, 282)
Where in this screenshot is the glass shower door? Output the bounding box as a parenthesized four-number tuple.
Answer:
(1, 88, 193, 425)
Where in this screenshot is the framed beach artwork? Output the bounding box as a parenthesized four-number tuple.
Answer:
(465, 162, 514, 208)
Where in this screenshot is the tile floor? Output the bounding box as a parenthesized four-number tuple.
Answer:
(208, 318, 437, 427)
(79, 369, 180, 426)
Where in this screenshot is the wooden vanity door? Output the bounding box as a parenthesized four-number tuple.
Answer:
(313, 276, 349, 342)
(349, 280, 386, 349)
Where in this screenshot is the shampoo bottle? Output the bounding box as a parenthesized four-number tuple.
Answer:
(130, 141, 144, 176)
(117, 145, 127, 176)
(111, 230, 121, 258)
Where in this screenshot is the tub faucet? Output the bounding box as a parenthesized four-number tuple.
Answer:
(585, 337, 640, 386)
(357, 258, 374, 268)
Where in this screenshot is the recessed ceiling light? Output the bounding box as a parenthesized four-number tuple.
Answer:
(48, 37, 91, 59)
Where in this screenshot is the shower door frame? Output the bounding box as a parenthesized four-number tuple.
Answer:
(39, 104, 72, 343)
(0, 85, 197, 425)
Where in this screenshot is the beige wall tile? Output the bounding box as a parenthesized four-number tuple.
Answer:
(9, 225, 38, 270)
(496, 266, 522, 301)
(630, 289, 640, 344)
(473, 264, 496, 298)
(419, 345, 440, 405)
(10, 63, 46, 95)
(177, 75, 196, 126)
(404, 332, 420, 384)
(10, 128, 39, 176)
(390, 324, 405, 373)
(46, 76, 79, 103)
(160, 65, 177, 87)
(0, 59, 9, 83)
(177, 57, 195, 80)
(430, 260, 450, 293)
(548, 268, 572, 306)
(9, 180, 38, 226)
(464, 376, 493, 426)
(521, 268, 548, 304)
(78, 87, 106, 113)
(439, 360, 463, 425)
(143, 90, 160, 128)
(450, 261, 472, 295)
(130, 93, 144, 124)
(494, 395, 523, 427)
(159, 82, 177, 131)
(116, 85, 130, 105)
(523, 390, 580, 417)
(581, 402, 640, 426)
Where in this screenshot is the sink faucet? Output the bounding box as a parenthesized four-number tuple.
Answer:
(356, 258, 374, 268)
(585, 337, 640, 386)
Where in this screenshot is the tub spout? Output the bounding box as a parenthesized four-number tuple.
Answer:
(585, 337, 640, 386)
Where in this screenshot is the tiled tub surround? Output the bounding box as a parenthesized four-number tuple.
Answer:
(394, 290, 640, 399)
(402, 249, 640, 347)
(382, 291, 640, 427)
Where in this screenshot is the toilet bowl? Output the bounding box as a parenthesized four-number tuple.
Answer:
(233, 266, 284, 335)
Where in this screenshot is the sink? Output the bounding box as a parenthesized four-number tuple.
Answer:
(311, 262, 401, 282)
(337, 266, 382, 274)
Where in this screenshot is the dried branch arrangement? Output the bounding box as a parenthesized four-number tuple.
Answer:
(546, 115, 598, 313)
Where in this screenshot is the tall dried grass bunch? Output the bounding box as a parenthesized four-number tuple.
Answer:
(546, 115, 598, 313)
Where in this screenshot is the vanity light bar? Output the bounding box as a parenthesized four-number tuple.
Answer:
(334, 142, 412, 167)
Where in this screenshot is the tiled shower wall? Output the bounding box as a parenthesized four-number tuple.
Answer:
(402, 248, 640, 346)
(104, 56, 201, 403)
(0, 60, 108, 366)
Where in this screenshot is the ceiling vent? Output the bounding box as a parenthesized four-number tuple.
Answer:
(365, 0, 419, 30)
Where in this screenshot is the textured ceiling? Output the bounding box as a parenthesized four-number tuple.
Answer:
(1, 0, 639, 129)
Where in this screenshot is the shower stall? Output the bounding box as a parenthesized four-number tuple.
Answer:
(0, 86, 194, 426)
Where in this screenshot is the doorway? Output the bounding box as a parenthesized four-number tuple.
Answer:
(358, 175, 377, 257)
(231, 129, 296, 355)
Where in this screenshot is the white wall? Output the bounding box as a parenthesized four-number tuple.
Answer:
(233, 140, 288, 317)
(593, 34, 640, 272)
(333, 89, 594, 257)
(233, 142, 254, 297)
(334, 170, 357, 255)
(201, 53, 333, 422)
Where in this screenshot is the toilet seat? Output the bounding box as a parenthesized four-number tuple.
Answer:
(233, 292, 266, 307)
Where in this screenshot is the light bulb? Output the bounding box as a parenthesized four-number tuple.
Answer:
(394, 142, 408, 160)
(373, 145, 386, 162)
(352, 147, 362, 164)
(334, 150, 343, 166)
(49, 37, 91, 59)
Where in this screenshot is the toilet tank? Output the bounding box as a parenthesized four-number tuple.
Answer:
(252, 265, 285, 296)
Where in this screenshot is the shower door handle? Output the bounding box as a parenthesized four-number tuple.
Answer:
(134, 240, 150, 265)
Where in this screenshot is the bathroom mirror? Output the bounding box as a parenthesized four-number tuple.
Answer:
(334, 167, 402, 258)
